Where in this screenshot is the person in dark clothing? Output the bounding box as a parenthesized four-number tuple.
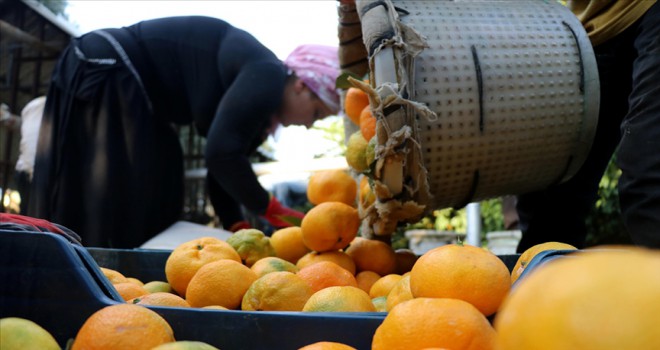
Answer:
(30, 16, 340, 248)
(515, 1, 660, 251)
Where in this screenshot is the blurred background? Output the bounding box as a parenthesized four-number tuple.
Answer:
(0, 0, 629, 248)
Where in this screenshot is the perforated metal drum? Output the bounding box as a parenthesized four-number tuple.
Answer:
(354, 0, 599, 237)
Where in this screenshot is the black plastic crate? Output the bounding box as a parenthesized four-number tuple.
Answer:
(1, 229, 532, 349)
(0, 230, 384, 349)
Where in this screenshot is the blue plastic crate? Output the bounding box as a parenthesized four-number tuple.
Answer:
(512, 249, 577, 287)
(1, 229, 525, 349)
(0, 230, 386, 349)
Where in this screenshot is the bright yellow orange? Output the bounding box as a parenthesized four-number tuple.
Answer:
(302, 286, 376, 312)
(345, 131, 369, 173)
(100, 267, 128, 284)
(165, 236, 241, 297)
(129, 292, 191, 308)
(0, 317, 60, 350)
(345, 237, 397, 276)
(355, 270, 381, 294)
(369, 274, 403, 299)
(296, 250, 356, 275)
(301, 202, 360, 252)
(142, 281, 173, 294)
(364, 138, 376, 170)
(113, 282, 150, 302)
(296, 261, 358, 293)
(299, 341, 357, 350)
(306, 169, 357, 207)
(494, 248, 660, 350)
(241, 271, 314, 312)
(71, 304, 175, 350)
(270, 226, 311, 264)
(511, 241, 577, 284)
(394, 248, 418, 275)
(226, 229, 276, 267)
(185, 259, 258, 309)
(410, 243, 511, 316)
(250, 256, 299, 278)
(344, 87, 370, 125)
(359, 106, 376, 141)
(372, 298, 496, 350)
(385, 275, 413, 312)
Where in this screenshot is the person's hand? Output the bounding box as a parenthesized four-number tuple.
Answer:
(262, 196, 305, 228)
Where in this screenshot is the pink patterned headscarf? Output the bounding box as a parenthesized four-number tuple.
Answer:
(284, 44, 340, 114)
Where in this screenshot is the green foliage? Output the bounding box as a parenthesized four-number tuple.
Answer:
(310, 116, 346, 158)
(585, 157, 631, 246)
(390, 229, 408, 250)
(480, 198, 505, 234)
(402, 198, 505, 244)
(335, 72, 364, 90)
(404, 208, 468, 233)
(398, 156, 630, 248)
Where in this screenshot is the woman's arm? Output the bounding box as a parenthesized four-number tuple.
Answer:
(204, 62, 285, 215)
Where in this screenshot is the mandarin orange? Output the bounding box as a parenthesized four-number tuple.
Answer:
(296, 261, 358, 293)
(344, 87, 370, 125)
(165, 236, 241, 297)
(359, 106, 376, 141)
(355, 270, 381, 294)
(345, 131, 369, 173)
(369, 274, 403, 298)
(296, 250, 356, 275)
(185, 259, 258, 309)
(250, 256, 299, 278)
(306, 169, 357, 206)
(372, 298, 496, 350)
(226, 229, 276, 267)
(301, 202, 360, 252)
(510, 241, 577, 284)
(100, 267, 128, 284)
(142, 281, 174, 294)
(270, 226, 311, 264)
(302, 286, 376, 312)
(344, 237, 397, 276)
(494, 248, 660, 350)
(129, 292, 190, 308)
(409, 243, 511, 316)
(241, 271, 314, 312)
(113, 282, 149, 302)
(394, 248, 418, 275)
(0, 317, 60, 350)
(299, 341, 357, 350)
(71, 304, 174, 350)
(385, 274, 413, 312)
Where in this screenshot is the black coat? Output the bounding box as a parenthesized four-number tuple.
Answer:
(30, 16, 287, 248)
